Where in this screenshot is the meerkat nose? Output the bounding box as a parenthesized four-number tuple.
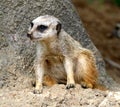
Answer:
(27, 33, 31, 38)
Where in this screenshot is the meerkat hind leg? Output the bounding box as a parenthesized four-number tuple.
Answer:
(76, 52, 98, 89)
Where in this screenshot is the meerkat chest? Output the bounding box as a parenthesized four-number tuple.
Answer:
(46, 40, 62, 55)
(45, 55, 66, 81)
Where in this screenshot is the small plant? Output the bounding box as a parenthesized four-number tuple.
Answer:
(114, 0, 120, 6)
(87, 0, 120, 7)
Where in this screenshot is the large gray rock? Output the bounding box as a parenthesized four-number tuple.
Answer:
(0, 0, 119, 91)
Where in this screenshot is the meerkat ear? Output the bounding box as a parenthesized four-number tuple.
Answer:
(56, 22, 62, 35)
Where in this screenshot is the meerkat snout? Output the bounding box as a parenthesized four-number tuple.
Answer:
(27, 32, 32, 38)
(27, 15, 62, 41)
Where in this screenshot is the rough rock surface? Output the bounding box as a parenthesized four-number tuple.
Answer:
(0, 85, 120, 107)
(0, 0, 120, 106)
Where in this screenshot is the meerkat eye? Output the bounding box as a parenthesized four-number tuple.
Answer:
(31, 22, 34, 28)
(37, 25, 48, 32)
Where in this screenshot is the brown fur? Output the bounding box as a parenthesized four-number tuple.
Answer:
(43, 75, 57, 86)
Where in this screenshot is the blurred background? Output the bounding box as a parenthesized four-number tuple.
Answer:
(72, 0, 120, 84)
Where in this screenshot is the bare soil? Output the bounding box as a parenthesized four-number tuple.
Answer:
(72, 0, 120, 84)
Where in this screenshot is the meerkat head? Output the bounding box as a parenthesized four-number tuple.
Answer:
(112, 23, 120, 38)
(27, 15, 62, 41)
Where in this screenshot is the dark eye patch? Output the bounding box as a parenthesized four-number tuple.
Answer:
(31, 22, 34, 28)
(37, 25, 48, 32)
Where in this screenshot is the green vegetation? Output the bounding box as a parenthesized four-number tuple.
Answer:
(114, 0, 120, 6)
(87, 0, 104, 4)
(87, 0, 120, 7)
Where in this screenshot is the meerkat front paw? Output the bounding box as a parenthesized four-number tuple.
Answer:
(66, 83, 75, 89)
(33, 87, 43, 94)
(33, 83, 43, 94)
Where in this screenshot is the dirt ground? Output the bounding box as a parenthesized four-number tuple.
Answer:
(72, 0, 120, 84)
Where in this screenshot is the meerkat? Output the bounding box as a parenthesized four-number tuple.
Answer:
(112, 23, 120, 38)
(27, 15, 105, 94)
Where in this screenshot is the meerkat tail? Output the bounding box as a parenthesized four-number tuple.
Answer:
(94, 83, 107, 91)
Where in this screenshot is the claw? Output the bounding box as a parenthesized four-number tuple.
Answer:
(33, 88, 43, 94)
(81, 82, 93, 89)
(66, 83, 75, 89)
